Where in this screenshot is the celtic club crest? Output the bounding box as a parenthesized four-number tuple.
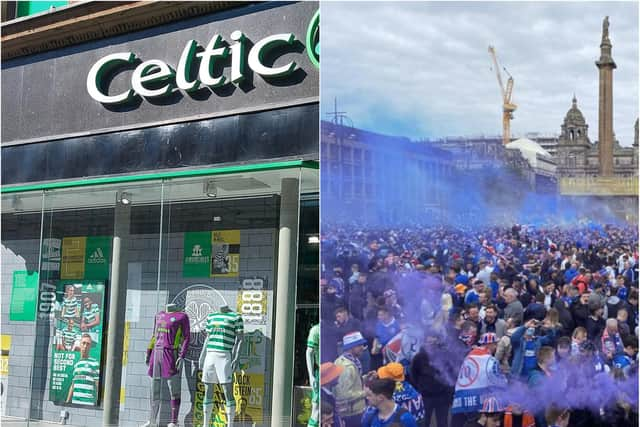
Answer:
(171, 284, 228, 362)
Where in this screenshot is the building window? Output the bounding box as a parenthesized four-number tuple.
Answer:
(354, 148, 362, 164)
(341, 146, 352, 163)
(329, 144, 339, 161)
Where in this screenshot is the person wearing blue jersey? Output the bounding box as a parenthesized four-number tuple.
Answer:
(373, 307, 400, 357)
(612, 335, 638, 376)
(377, 362, 426, 426)
(361, 378, 418, 427)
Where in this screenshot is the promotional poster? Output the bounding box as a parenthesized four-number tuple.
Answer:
(49, 280, 106, 406)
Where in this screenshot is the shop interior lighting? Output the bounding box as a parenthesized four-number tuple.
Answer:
(118, 191, 132, 205)
(213, 216, 222, 222)
(307, 235, 320, 244)
(205, 180, 217, 198)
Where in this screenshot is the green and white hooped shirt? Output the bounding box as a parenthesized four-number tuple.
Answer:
(62, 297, 80, 318)
(205, 311, 244, 352)
(62, 328, 79, 349)
(307, 324, 320, 366)
(82, 303, 100, 330)
(71, 358, 100, 405)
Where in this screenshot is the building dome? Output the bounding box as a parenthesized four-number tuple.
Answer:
(564, 95, 586, 126)
(559, 95, 590, 146)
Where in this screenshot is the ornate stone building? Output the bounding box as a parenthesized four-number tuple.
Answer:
(550, 16, 638, 223)
(554, 95, 637, 178)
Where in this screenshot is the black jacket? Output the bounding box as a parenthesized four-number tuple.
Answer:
(571, 302, 589, 329)
(347, 282, 367, 320)
(553, 299, 575, 337)
(585, 316, 605, 342)
(410, 344, 455, 398)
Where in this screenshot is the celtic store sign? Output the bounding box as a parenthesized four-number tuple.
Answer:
(87, 10, 319, 105)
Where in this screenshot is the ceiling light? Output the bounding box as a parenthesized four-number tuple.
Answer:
(117, 191, 132, 205)
(307, 235, 320, 244)
(204, 180, 217, 198)
(213, 216, 222, 222)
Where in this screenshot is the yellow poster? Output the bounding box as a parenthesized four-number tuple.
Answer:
(210, 231, 240, 278)
(61, 237, 86, 279)
(120, 322, 130, 407)
(1, 335, 11, 416)
(0, 335, 10, 375)
(236, 291, 268, 325)
(211, 372, 264, 426)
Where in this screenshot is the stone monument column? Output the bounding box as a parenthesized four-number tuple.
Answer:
(596, 16, 616, 176)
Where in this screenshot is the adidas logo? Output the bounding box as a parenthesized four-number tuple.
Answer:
(192, 245, 203, 257)
(88, 248, 106, 264)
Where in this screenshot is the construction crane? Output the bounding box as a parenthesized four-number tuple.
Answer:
(488, 45, 517, 145)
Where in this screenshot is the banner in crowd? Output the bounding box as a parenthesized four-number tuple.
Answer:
(193, 371, 264, 427)
(183, 231, 241, 278)
(49, 280, 106, 406)
(61, 236, 111, 280)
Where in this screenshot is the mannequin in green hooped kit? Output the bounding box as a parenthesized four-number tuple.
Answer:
(306, 323, 320, 427)
(199, 304, 244, 427)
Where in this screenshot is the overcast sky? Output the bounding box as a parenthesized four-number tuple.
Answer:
(321, 1, 639, 146)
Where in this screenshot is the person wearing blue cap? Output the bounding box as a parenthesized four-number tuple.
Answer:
(334, 331, 368, 427)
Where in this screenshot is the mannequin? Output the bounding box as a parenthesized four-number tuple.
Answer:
(143, 303, 191, 427)
(199, 304, 244, 427)
(306, 323, 320, 427)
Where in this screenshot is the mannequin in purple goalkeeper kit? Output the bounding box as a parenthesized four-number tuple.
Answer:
(143, 303, 191, 427)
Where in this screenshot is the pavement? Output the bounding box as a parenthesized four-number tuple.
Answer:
(1, 418, 75, 427)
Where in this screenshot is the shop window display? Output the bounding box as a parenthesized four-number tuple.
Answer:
(1, 167, 318, 427)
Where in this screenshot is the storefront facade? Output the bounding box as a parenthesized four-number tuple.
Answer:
(1, 2, 318, 426)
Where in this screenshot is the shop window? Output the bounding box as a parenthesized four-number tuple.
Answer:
(291, 197, 318, 424)
(1, 166, 317, 427)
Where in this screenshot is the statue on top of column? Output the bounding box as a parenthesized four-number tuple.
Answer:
(602, 16, 609, 40)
